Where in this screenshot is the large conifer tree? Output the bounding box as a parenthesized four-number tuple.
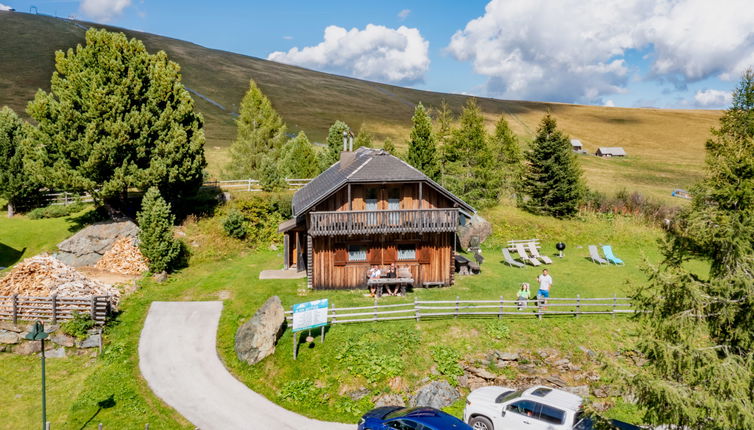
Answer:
(279, 131, 319, 178)
(407, 103, 440, 181)
(519, 113, 584, 217)
(226, 80, 287, 178)
(631, 70, 754, 430)
(319, 120, 350, 171)
(489, 115, 523, 199)
(26, 29, 206, 215)
(0, 107, 43, 216)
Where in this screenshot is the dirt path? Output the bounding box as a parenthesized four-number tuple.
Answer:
(138, 301, 354, 430)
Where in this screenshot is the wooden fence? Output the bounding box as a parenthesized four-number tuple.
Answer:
(0, 295, 111, 325)
(285, 296, 632, 325)
(45, 191, 95, 206)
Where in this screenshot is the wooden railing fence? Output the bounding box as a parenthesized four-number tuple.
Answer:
(285, 295, 632, 325)
(0, 295, 111, 325)
(309, 208, 458, 236)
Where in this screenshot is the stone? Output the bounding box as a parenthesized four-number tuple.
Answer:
(0, 322, 22, 333)
(410, 381, 460, 409)
(544, 375, 567, 388)
(46, 347, 67, 358)
(465, 366, 497, 381)
(554, 359, 570, 367)
(153, 272, 168, 283)
(564, 385, 590, 397)
(373, 394, 405, 408)
(14, 341, 41, 355)
(579, 346, 597, 359)
(456, 215, 492, 251)
(0, 331, 20, 344)
(50, 333, 75, 347)
(347, 388, 370, 401)
(56, 220, 139, 267)
(593, 387, 609, 398)
(77, 334, 100, 349)
(235, 296, 285, 365)
(498, 352, 520, 361)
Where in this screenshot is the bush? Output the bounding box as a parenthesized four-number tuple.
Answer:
(582, 189, 678, 225)
(27, 202, 85, 219)
(230, 193, 293, 247)
(137, 187, 184, 273)
(223, 210, 247, 239)
(61, 312, 95, 340)
(430, 345, 463, 379)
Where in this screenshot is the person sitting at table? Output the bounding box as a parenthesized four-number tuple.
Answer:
(384, 263, 399, 296)
(367, 265, 381, 297)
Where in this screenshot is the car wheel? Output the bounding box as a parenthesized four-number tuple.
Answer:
(469, 416, 494, 430)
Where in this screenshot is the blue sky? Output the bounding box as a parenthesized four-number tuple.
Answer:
(3, 0, 753, 109)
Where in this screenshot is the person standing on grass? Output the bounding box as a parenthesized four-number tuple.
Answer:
(536, 269, 553, 309)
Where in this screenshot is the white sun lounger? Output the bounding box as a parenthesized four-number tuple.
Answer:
(588, 245, 608, 265)
(515, 243, 541, 266)
(502, 248, 525, 268)
(527, 242, 552, 264)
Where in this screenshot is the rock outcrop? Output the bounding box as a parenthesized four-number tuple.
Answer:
(456, 215, 492, 251)
(409, 380, 460, 409)
(56, 220, 139, 267)
(235, 296, 285, 365)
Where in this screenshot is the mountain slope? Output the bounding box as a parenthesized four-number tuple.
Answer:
(0, 11, 720, 200)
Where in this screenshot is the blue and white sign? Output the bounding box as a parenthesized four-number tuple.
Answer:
(292, 299, 329, 332)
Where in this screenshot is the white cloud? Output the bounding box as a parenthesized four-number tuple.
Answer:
(604, 99, 615, 107)
(0, 3, 13, 11)
(80, 0, 132, 22)
(448, 0, 754, 104)
(398, 9, 411, 20)
(268, 24, 430, 85)
(692, 89, 732, 108)
(283, 35, 293, 40)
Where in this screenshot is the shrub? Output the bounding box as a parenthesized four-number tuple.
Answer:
(484, 320, 511, 340)
(232, 193, 292, 246)
(27, 202, 85, 219)
(137, 187, 183, 273)
(61, 312, 95, 340)
(223, 210, 247, 239)
(582, 189, 678, 225)
(431, 345, 463, 378)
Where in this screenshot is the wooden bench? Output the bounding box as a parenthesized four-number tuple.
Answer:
(367, 277, 415, 297)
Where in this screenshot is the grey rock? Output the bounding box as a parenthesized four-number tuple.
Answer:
(593, 387, 609, 398)
(373, 394, 405, 408)
(544, 375, 567, 388)
(347, 388, 370, 401)
(44, 324, 59, 333)
(564, 385, 590, 397)
(235, 296, 285, 365)
(56, 220, 139, 267)
(77, 334, 100, 349)
(465, 366, 497, 381)
(579, 346, 597, 359)
(554, 359, 570, 366)
(46, 347, 67, 358)
(456, 215, 492, 251)
(50, 333, 75, 347)
(14, 341, 41, 355)
(410, 380, 460, 409)
(0, 331, 20, 344)
(153, 271, 168, 283)
(0, 322, 22, 333)
(499, 352, 520, 361)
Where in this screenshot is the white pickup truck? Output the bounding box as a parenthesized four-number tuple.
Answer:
(463, 385, 641, 430)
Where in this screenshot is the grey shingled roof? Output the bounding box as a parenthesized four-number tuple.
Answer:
(292, 147, 475, 216)
(596, 147, 626, 156)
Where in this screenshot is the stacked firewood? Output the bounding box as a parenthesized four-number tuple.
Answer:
(95, 236, 149, 275)
(0, 254, 120, 301)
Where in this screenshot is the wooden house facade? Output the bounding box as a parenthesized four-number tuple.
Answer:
(279, 148, 475, 290)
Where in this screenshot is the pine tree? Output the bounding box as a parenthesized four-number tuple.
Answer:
(407, 103, 440, 181)
(354, 127, 373, 149)
(137, 187, 183, 273)
(519, 113, 585, 217)
(434, 99, 455, 183)
(443, 98, 499, 208)
(0, 107, 43, 216)
(26, 29, 206, 215)
(226, 80, 287, 178)
(279, 131, 319, 178)
(631, 71, 754, 430)
(489, 115, 523, 199)
(259, 156, 287, 192)
(382, 138, 397, 156)
(319, 120, 350, 171)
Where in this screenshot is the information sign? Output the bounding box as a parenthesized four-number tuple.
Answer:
(292, 299, 329, 332)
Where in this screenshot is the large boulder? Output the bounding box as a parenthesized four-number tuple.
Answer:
(235, 296, 286, 365)
(56, 220, 139, 267)
(409, 380, 460, 409)
(456, 215, 492, 251)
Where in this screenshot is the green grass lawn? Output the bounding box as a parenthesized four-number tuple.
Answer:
(0, 204, 697, 428)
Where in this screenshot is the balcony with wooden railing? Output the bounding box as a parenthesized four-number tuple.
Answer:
(309, 208, 458, 236)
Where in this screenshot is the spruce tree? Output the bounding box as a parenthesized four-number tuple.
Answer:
(226, 80, 287, 178)
(382, 138, 397, 156)
(279, 131, 319, 178)
(435, 99, 454, 184)
(319, 120, 350, 171)
(631, 71, 754, 429)
(137, 187, 183, 273)
(259, 156, 287, 192)
(519, 113, 585, 217)
(26, 29, 206, 215)
(0, 107, 43, 216)
(354, 127, 373, 149)
(490, 115, 523, 199)
(443, 98, 499, 208)
(407, 103, 440, 181)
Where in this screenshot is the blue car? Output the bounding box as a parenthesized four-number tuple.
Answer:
(359, 406, 473, 430)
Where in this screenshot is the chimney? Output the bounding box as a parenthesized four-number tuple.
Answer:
(340, 129, 355, 168)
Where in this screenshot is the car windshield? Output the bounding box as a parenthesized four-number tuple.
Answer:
(385, 408, 424, 420)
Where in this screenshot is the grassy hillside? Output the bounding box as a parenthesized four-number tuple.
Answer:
(0, 11, 720, 201)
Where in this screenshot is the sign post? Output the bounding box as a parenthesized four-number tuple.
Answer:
(291, 299, 328, 360)
(25, 321, 49, 430)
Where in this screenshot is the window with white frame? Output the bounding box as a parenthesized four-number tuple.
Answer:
(348, 245, 367, 262)
(397, 244, 416, 260)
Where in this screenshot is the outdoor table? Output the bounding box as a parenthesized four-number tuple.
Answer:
(367, 277, 415, 297)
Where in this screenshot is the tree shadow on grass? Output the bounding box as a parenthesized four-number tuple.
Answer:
(78, 395, 116, 430)
(0, 242, 24, 268)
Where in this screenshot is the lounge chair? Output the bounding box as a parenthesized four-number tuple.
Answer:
(502, 248, 525, 268)
(527, 242, 552, 264)
(588, 245, 608, 265)
(515, 243, 541, 266)
(602, 245, 624, 265)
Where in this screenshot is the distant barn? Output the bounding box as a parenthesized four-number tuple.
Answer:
(596, 147, 626, 157)
(570, 139, 583, 151)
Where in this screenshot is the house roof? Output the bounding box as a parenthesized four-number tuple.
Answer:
(570, 139, 582, 147)
(596, 147, 626, 156)
(292, 147, 475, 216)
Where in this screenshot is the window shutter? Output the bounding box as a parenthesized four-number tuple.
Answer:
(384, 246, 397, 263)
(418, 245, 431, 264)
(368, 246, 382, 264)
(334, 243, 346, 266)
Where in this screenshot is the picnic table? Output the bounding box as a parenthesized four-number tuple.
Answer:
(367, 277, 415, 297)
(454, 254, 480, 275)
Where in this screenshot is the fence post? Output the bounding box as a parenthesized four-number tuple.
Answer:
(537, 297, 542, 320)
(90, 297, 97, 322)
(331, 303, 336, 324)
(414, 296, 420, 322)
(374, 297, 378, 321)
(12, 294, 18, 325)
(45, 422, 50, 430)
(247, 179, 251, 191)
(613, 293, 617, 318)
(98, 424, 103, 430)
(455, 296, 459, 319)
(51, 295, 57, 325)
(145, 424, 150, 430)
(575, 294, 580, 317)
(499, 296, 503, 318)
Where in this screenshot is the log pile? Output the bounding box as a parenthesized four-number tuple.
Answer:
(0, 255, 120, 302)
(95, 236, 149, 275)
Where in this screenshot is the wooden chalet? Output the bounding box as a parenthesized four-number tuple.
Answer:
(279, 147, 475, 290)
